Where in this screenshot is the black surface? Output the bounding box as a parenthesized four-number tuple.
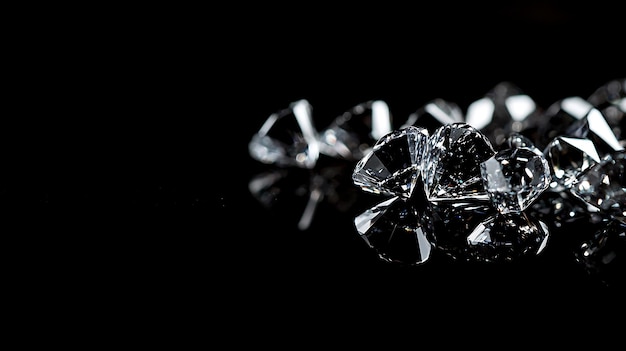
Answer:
(12, 2, 624, 340)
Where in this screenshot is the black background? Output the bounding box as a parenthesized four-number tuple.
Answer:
(10, 2, 624, 343)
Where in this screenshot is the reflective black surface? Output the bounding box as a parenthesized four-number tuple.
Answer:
(12, 2, 624, 341)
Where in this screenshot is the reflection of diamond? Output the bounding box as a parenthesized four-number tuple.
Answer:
(249, 99, 319, 168)
(571, 150, 626, 223)
(575, 219, 625, 288)
(354, 196, 432, 265)
(352, 126, 428, 199)
(481, 146, 551, 213)
(318, 100, 393, 161)
(248, 169, 323, 230)
(429, 201, 494, 260)
(423, 123, 495, 201)
(466, 212, 550, 262)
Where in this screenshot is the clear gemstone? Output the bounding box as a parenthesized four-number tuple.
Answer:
(423, 123, 495, 201)
(466, 212, 550, 262)
(571, 150, 626, 223)
(400, 98, 464, 133)
(587, 78, 625, 140)
(538, 96, 594, 148)
(544, 136, 601, 191)
(465, 82, 539, 146)
(249, 99, 319, 168)
(481, 146, 551, 213)
(565, 108, 624, 156)
(354, 196, 433, 265)
(352, 126, 428, 199)
(588, 78, 626, 107)
(318, 100, 393, 161)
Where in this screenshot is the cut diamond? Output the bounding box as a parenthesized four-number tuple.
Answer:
(249, 99, 319, 168)
(571, 150, 626, 223)
(565, 108, 624, 156)
(423, 123, 495, 201)
(544, 136, 601, 191)
(401, 98, 464, 133)
(465, 82, 539, 146)
(588, 77, 625, 140)
(538, 96, 594, 148)
(480, 146, 551, 213)
(318, 100, 393, 161)
(352, 126, 428, 199)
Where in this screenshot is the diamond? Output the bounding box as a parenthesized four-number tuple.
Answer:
(352, 126, 429, 199)
(423, 123, 495, 201)
(400, 98, 464, 133)
(465, 82, 539, 146)
(544, 136, 601, 192)
(565, 108, 624, 156)
(538, 96, 594, 148)
(571, 150, 626, 223)
(249, 99, 319, 168)
(318, 100, 393, 161)
(480, 146, 551, 213)
(588, 78, 625, 140)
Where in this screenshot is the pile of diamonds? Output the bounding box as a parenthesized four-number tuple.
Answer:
(248, 78, 625, 282)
